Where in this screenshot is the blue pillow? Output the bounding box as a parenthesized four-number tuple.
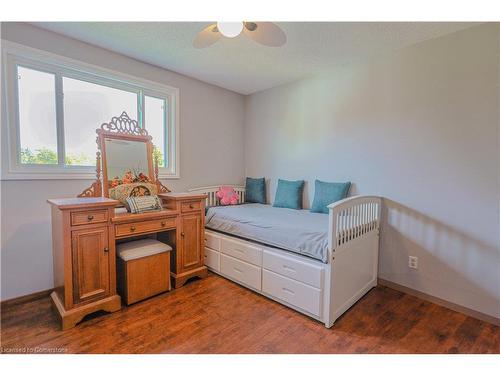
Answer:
(310, 180, 351, 214)
(245, 177, 266, 204)
(273, 179, 305, 210)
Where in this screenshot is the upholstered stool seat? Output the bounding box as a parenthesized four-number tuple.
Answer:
(117, 239, 172, 305)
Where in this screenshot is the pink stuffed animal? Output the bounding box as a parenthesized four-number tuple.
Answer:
(216, 186, 239, 205)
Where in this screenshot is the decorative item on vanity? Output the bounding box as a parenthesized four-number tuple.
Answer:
(126, 195, 163, 214)
(108, 169, 159, 207)
(193, 22, 286, 48)
(48, 112, 207, 330)
(216, 186, 240, 205)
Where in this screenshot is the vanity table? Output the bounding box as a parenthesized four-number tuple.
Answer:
(47, 113, 207, 330)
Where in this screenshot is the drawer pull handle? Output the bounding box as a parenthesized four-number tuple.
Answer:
(282, 287, 295, 295)
(87, 215, 94, 221)
(282, 265, 296, 272)
(234, 248, 245, 253)
(233, 267, 243, 274)
(130, 226, 136, 232)
(104, 247, 109, 253)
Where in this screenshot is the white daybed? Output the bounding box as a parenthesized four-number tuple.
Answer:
(188, 185, 381, 328)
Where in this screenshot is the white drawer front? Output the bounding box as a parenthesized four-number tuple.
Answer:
(221, 238, 262, 266)
(262, 269, 321, 317)
(205, 231, 221, 251)
(263, 251, 323, 289)
(204, 247, 220, 271)
(220, 254, 261, 291)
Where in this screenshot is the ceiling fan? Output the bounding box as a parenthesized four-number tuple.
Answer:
(193, 22, 286, 48)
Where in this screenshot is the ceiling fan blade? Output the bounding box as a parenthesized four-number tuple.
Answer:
(243, 22, 286, 47)
(193, 23, 221, 49)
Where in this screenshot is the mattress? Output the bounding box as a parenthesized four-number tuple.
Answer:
(205, 203, 329, 262)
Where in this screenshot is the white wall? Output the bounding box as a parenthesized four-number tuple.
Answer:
(244, 24, 500, 318)
(0, 23, 245, 301)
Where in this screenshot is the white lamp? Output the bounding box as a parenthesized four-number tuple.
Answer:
(216, 22, 244, 38)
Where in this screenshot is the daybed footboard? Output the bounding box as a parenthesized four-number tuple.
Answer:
(324, 196, 381, 327)
(327, 195, 381, 256)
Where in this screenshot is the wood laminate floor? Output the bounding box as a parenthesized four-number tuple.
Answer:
(1, 273, 498, 354)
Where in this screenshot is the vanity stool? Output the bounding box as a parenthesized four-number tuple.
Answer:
(117, 239, 172, 305)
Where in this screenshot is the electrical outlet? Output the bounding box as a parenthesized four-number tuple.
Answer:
(408, 256, 418, 269)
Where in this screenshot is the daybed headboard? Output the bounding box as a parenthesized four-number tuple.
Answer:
(188, 185, 245, 207)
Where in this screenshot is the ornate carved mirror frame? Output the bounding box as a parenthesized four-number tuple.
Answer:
(78, 112, 171, 198)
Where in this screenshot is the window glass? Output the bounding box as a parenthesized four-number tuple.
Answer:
(17, 66, 58, 164)
(145, 95, 167, 167)
(62, 77, 138, 166)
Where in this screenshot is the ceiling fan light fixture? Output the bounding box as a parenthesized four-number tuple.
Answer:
(216, 22, 244, 38)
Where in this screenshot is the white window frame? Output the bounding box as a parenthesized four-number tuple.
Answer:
(1, 41, 180, 180)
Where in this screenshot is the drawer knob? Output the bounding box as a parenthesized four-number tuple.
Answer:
(104, 247, 109, 253)
(181, 232, 185, 237)
(130, 226, 136, 232)
(189, 204, 194, 209)
(87, 215, 94, 221)
(161, 221, 166, 227)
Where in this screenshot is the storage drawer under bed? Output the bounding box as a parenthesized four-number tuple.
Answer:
(262, 269, 322, 317)
(221, 237, 262, 266)
(204, 231, 221, 251)
(263, 250, 323, 289)
(204, 247, 220, 271)
(220, 253, 261, 291)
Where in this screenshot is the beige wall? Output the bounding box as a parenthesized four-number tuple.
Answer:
(244, 24, 500, 318)
(0, 23, 245, 300)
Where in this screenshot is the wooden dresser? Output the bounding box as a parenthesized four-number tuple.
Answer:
(48, 193, 207, 330)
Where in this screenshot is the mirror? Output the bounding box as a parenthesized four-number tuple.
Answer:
(77, 112, 171, 199)
(104, 138, 149, 181)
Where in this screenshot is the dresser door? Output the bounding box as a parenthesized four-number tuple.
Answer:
(71, 227, 110, 305)
(179, 213, 203, 272)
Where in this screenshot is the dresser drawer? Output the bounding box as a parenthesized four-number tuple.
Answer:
(181, 201, 202, 213)
(204, 247, 220, 271)
(205, 231, 221, 251)
(263, 250, 323, 289)
(220, 254, 261, 291)
(71, 209, 108, 226)
(115, 218, 176, 238)
(263, 269, 322, 317)
(221, 237, 262, 266)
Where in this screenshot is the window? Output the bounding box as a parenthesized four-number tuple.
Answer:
(2, 42, 179, 179)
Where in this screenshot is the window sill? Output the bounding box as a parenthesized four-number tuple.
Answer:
(1, 169, 180, 181)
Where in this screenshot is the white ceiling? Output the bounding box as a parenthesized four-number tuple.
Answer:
(32, 22, 478, 95)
